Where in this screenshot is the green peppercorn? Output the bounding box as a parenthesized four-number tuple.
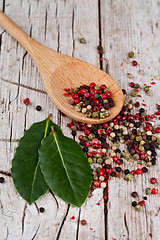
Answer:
(103, 99, 109, 104)
(146, 188, 152, 195)
(133, 154, 139, 160)
(94, 93, 100, 99)
(116, 153, 121, 159)
(130, 134, 135, 140)
(88, 133, 95, 140)
(157, 138, 160, 145)
(139, 146, 145, 153)
(152, 136, 157, 142)
(94, 85, 100, 90)
(104, 88, 109, 92)
(92, 111, 99, 118)
(97, 158, 103, 164)
(88, 158, 93, 164)
(93, 175, 98, 181)
(146, 161, 152, 167)
(131, 90, 138, 97)
(93, 157, 97, 163)
(141, 112, 147, 118)
(100, 111, 109, 119)
(69, 99, 74, 105)
(144, 86, 150, 92)
(86, 112, 92, 118)
(79, 37, 86, 44)
(95, 154, 102, 158)
(158, 145, 160, 150)
(82, 136, 88, 142)
(135, 204, 141, 212)
(123, 152, 130, 159)
(73, 88, 79, 93)
(70, 125, 77, 131)
(128, 51, 134, 58)
(124, 121, 129, 127)
(126, 173, 133, 181)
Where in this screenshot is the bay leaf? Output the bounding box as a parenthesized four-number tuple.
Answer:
(39, 129, 92, 208)
(11, 117, 62, 204)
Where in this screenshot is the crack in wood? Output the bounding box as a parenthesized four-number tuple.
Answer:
(55, 4, 60, 52)
(0, 170, 11, 177)
(5, 226, 9, 240)
(1, 78, 47, 94)
(49, 190, 59, 211)
(24, 108, 27, 131)
(71, 9, 75, 57)
(144, 205, 149, 232)
(56, 204, 70, 240)
(31, 225, 40, 240)
(98, 0, 103, 70)
(76, 209, 81, 240)
(0, 138, 19, 142)
(34, 202, 39, 214)
(30, 25, 33, 37)
(22, 203, 27, 235)
(45, 9, 48, 40)
(22, 51, 28, 71)
(2, 0, 5, 13)
(0, 30, 5, 52)
(15, 71, 21, 102)
(124, 212, 129, 240)
(28, 3, 31, 19)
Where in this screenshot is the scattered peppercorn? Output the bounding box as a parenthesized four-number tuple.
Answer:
(135, 204, 141, 212)
(39, 207, 45, 213)
(131, 191, 138, 198)
(132, 201, 137, 207)
(128, 51, 134, 58)
(81, 219, 87, 225)
(24, 98, 30, 106)
(0, 177, 5, 183)
(36, 105, 42, 111)
(79, 38, 86, 44)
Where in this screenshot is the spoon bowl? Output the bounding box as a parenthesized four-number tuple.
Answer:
(0, 11, 124, 124)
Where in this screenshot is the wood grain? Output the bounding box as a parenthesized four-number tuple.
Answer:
(0, 0, 160, 239)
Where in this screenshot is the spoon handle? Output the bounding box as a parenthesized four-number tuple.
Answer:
(0, 10, 37, 53)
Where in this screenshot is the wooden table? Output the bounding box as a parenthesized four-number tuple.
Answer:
(0, 1, 160, 239)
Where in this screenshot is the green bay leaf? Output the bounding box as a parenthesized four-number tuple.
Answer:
(11, 117, 62, 205)
(39, 131, 92, 208)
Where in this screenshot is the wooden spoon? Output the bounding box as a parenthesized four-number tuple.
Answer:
(0, 11, 124, 124)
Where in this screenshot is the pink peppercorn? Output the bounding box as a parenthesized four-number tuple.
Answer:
(150, 178, 157, 184)
(129, 82, 134, 88)
(23, 98, 30, 105)
(92, 138, 99, 145)
(94, 181, 100, 187)
(155, 127, 160, 133)
(132, 60, 138, 66)
(84, 129, 90, 135)
(90, 82, 96, 88)
(136, 168, 143, 174)
(152, 188, 158, 194)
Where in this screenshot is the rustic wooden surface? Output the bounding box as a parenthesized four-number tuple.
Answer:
(0, 0, 160, 239)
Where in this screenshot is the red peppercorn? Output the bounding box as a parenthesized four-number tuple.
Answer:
(106, 168, 113, 175)
(93, 106, 100, 111)
(63, 93, 69, 97)
(106, 91, 111, 98)
(101, 93, 108, 99)
(152, 188, 158, 194)
(150, 178, 157, 184)
(113, 119, 119, 125)
(136, 168, 143, 175)
(72, 93, 79, 99)
(98, 89, 103, 94)
(155, 127, 160, 133)
(128, 115, 134, 121)
(132, 60, 138, 66)
(94, 181, 100, 187)
(103, 123, 108, 128)
(92, 138, 99, 145)
(84, 129, 90, 135)
(80, 88, 87, 95)
(64, 88, 70, 92)
(74, 99, 80, 104)
(116, 114, 122, 120)
(138, 200, 145, 206)
(99, 169, 104, 176)
(129, 82, 134, 88)
(84, 92, 91, 98)
(121, 114, 127, 121)
(67, 121, 74, 128)
(155, 111, 160, 116)
(97, 129, 104, 135)
(113, 156, 119, 162)
(90, 82, 96, 88)
(100, 84, 107, 89)
(85, 142, 91, 148)
(146, 115, 151, 121)
(87, 152, 93, 157)
(131, 170, 136, 175)
(150, 114, 156, 119)
(24, 98, 30, 105)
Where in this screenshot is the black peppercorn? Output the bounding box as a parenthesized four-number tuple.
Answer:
(111, 171, 116, 177)
(115, 167, 122, 172)
(124, 169, 130, 175)
(143, 196, 147, 200)
(142, 167, 148, 173)
(39, 207, 45, 213)
(83, 147, 88, 153)
(71, 130, 76, 137)
(151, 151, 157, 156)
(134, 122, 141, 128)
(132, 201, 137, 207)
(122, 89, 126, 94)
(151, 159, 156, 165)
(131, 191, 138, 198)
(0, 177, 5, 183)
(105, 164, 111, 169)
(118, 159, 123, 164)
(36, 105, 42, 111)
(139, 108, 145, 113)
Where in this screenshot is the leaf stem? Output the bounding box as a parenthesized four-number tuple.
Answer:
(44, 114, 52, 138)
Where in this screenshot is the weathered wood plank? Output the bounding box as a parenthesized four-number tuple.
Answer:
(101, 0, 160, 239)
(0, 0, 104, 239)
